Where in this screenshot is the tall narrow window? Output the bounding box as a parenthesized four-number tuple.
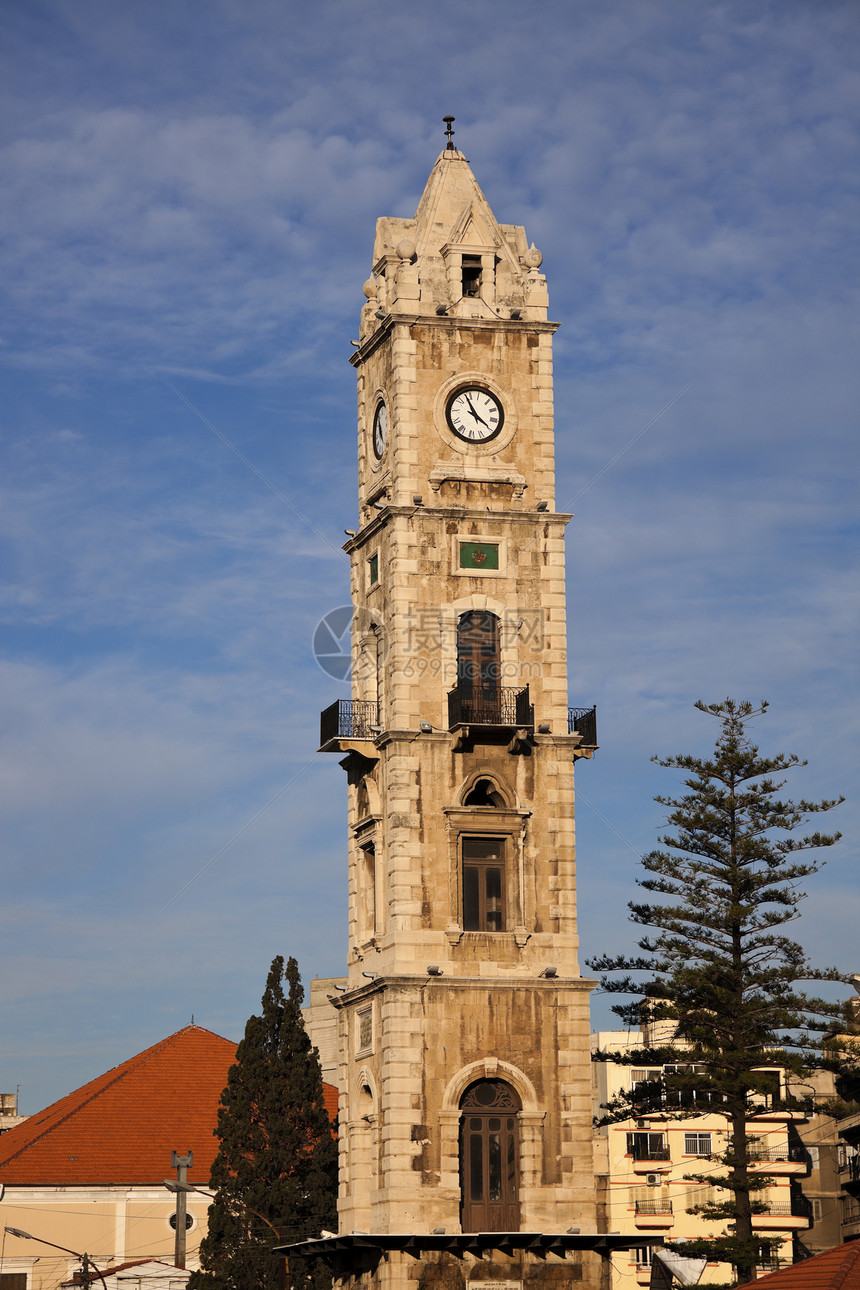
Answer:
(460, 1079, 521, 1232)
(462, 836, 505, 931)
(457, 610, 501, 722)
(462, 255, 482, 297)
(358, 840, 376, 941)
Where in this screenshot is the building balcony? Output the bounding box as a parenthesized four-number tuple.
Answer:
(752, 1203, 812, 1230)
(568, 705, 597, 747)
(841, 1193, 860, 1240)
(634, 1201, 674, 1229)
(319, 699, 380, 752)
(632, 1147, 672, 1174)
(748, 1099, 809, 1123)
(748, 1146, 808, 1175)
(447, 684, 534, 732)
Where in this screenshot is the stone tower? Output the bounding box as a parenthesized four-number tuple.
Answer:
(309, 130, 632, 1290)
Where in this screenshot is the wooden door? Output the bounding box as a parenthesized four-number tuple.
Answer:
(460, 1079, 520, 1232)
(457, 611, 501, 720)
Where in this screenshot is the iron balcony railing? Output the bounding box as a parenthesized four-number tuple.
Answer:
(748, 1146, 806, 1163)
(568, 705, 597, 745)
(632, 1145, 671, 1162)
(448, 684, 534, 730)
(320, 699, 379, 745)
(635, 1201, 673, 1215)
(760, 1200, 813, 1220)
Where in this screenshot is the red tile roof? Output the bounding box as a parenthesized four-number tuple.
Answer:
(0, 1025, 338, 1187)
(753, 1243, 860, 1288)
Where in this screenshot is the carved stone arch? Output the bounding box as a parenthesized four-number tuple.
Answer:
(355, 773, 379, 819)
(441, 1058, 539, 1113)
(348, 1065, 379, 1226)
(459, 769, 513, 809)
(451, 591, 505, 618)
(357, 1066, 377, 1111)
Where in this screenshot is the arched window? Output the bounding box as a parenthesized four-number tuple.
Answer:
(457, 611, 501, 718)
(463, 778, 506, 808)
(460, 1079, 521, 1232)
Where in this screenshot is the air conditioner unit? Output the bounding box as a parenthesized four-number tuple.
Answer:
(646, 1173, 661, 1187)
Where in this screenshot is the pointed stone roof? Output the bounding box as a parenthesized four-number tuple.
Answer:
(412, 150, 510, 258)
(0, 1025, 338, 1186)
(364, 148, 546, 328)
(752, 1242, 860, 1288)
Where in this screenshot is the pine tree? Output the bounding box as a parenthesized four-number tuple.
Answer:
(189, 956, 337, 1290)
(588, 700, 849, 1286)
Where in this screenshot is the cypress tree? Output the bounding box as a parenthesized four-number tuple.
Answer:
(189, 956, 337, 1290)
(589, 700, 850, 1286)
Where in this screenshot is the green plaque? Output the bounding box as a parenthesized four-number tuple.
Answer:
(459, 541, 499, 570)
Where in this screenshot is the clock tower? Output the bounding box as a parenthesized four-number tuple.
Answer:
(305, 125, 637, 1290)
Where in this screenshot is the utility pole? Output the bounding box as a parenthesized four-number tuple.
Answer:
(170, 1150, 193, 1269)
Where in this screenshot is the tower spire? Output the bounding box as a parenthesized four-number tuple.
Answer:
(442, 114, 456, 150)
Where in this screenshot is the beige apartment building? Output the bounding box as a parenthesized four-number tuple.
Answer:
(591, 1028, 842, 1287)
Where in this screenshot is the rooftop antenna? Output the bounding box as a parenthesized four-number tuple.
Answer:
(443, 115, 456, 150)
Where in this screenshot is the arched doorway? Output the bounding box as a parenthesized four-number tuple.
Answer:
(460, 1078, 521, 1232)
(457, 611, 501, 723)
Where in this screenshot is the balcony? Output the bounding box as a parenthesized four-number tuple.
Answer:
(841, 1193, 860, 1240)
(632, 1146, 672, 1174)
(752, 1202, 812, 1230)
(448, 684, 534, 732)
(748, 1105, 809, 1123)
(748, 1146, 808, 1176)
(319, 700, 380, 752)
(568, 705, 597, 747)
(634, 1200, 674, 1229)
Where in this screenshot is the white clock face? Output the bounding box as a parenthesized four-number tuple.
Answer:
(373, 401, 388, 458)
(446, 386, 504, 443)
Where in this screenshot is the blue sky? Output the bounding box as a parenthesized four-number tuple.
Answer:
(1, 0, 858, 1114)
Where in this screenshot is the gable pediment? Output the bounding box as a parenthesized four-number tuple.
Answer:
(446, 202, 499, 253)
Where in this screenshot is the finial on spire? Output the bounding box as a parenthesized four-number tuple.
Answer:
(443, 115, 456, 150)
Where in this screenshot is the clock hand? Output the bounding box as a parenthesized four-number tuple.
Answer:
(464, 394, 490, 428)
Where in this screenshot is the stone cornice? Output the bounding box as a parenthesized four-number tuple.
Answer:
(350, 314, 559, 366)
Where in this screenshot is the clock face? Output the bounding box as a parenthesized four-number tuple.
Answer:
(446, 386, 504, 443)
(372, 400, 388, 458)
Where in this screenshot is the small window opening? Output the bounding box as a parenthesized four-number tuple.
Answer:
(369, 553, 379, 585)
(462, 255, 482, 298)
(464, 779, 505, 807)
